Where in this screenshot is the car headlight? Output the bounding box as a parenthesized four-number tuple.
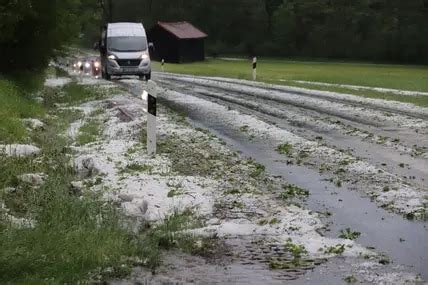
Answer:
(94, 62, 100, 68)
(77, 61, 82, 67)
(84, 62, 91, 68)
(108, 55, 116, 60)
(141, 52, 150, 60)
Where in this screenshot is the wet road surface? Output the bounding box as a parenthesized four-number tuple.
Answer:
(115, 74, 428, 281)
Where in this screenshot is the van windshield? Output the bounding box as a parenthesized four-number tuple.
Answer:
(107, 37, 147, 52)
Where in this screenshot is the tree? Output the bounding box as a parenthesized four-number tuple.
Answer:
(0, 0, 102, 75)
(265, 0, 282, 34)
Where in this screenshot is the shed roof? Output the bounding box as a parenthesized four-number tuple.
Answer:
(157, 21, 207, 39)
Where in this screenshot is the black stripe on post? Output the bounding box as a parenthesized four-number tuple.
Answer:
(253, 62, 257, 69)
(148, 94, 157, 116)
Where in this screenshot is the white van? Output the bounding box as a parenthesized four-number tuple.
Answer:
(99, 22, 151, 80)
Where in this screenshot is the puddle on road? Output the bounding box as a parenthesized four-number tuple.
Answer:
(161, 99, 428, 281)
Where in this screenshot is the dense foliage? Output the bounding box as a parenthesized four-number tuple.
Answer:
(112, 0, 428, 63)
(0, 0, 101, 75)
(0, 0, 427, 77)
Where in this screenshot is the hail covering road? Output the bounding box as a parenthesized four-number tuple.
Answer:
(114, 72, 428, 281)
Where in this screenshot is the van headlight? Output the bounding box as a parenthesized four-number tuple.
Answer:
(141, 52, 150, 60)
(108, 55, 116, 60)
(84, 62, 91, 68)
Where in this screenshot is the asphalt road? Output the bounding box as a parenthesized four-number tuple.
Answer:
(114, 73, 428, 282)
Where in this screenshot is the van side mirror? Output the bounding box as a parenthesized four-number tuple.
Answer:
(93, 42, 99, 51)
(149, 42, 155, 51)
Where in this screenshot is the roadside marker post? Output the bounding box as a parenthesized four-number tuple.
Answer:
(161, 59, 165, 72)
(142, 80, 158, 155)
(252, 57, 257, 81)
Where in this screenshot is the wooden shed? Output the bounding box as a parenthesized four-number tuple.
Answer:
(148, 21, 207, 63)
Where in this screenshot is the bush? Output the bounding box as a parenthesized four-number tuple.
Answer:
(206, 40, 229, 57)
(0, 0, 100, 76)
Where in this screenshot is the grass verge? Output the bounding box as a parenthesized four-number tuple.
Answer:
(0, 78, 209, 283)
(77, 120, 101, 145)
(0, 105, 137, 283)
(0, 79, 45, 144)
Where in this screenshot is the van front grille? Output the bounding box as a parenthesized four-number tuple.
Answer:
(117, 59, 141, 67)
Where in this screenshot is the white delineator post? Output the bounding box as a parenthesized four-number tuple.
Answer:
(252, 57, 257, 81)
(161, 59, 165, 72)
(142, 80, 158, 155)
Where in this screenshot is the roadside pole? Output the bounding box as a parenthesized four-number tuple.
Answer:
(142, 80, 158, 155)
(161, 59, 165, 72)
(252, 57, 257, 81)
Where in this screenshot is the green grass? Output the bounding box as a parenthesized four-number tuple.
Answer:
(0, 108, 138, 284)
(339, 228, 361, 240)
(324, 244, 346, 255)
(153, 59, 428, 107)
(120, 163, 153, 174)
(43, 82, 122, 108)
(138, 210, 220, 271)
(280, 184, 310, 200)
(76, 120, 101, 145)
(0, 79, 45, 143)
(250, 163, 266, 178)
(269, 238, 313, 269)
(276, 143, 293, 156)
(0, 78, 210, 283)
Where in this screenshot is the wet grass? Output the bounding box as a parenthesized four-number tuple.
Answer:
(344, 275, 358, 283)
(258, 218, 280, 226)
(0, 106, 139, 284)
(120, 163, 153, 174)
(269, 238, 314, 270)
(76, 120, 101, 145)
(324, 244, 346, 255)
(167, 188, 184, 197)
(43, 82, 119, 108)
(0, 79, 45, 144)
(137, 208, 215, 270)
(239, 125, 250, 132)
(280, 184, 309, 200)
(250, 163, 266, 178)
(158, 134, 223, 177)
(0, 78, 211, 283)
(339, 228, 361, 240)
(153, 59, 428, 107)
(276, 143, 293, 156)
(157, 126, 276, 198)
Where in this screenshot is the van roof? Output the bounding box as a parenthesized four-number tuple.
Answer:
(107, 22, 146, 38)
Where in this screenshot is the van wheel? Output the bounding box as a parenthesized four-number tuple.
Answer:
(145, 73, 151, 80)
